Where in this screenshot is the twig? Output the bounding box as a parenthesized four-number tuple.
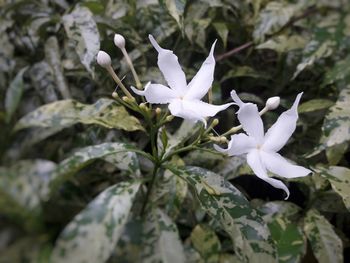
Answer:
(215, 6, 318, 62)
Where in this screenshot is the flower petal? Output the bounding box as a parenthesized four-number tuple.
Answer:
(214, 133, 256, 156)
(185, 40, 217, 100)
(168, 99, 233, 127)
(260, 151, 312, 178)
(168, 99, 207, 126)
(247, 149, 290, 199)
(262, 93, 303, 152)
(238, 104, 265, 143)
(131, 83, 177, 104)
(149, 35, 187, 95)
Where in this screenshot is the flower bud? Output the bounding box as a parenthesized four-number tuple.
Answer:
(265, 96, 280, 110)
(114, 34, 126, 49)
(155, 107, 161, 115)
(97, 51, 111, 68)
(166, 115, 174, 122)
(112, 91, 119, 99)
(139, 103, 148, 110)
(211, 119, 219, 127)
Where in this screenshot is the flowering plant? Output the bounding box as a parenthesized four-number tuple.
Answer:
(1, 2, 349, 262)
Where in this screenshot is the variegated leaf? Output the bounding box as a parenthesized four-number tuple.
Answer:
(15, 99, 144, 132)
(190, 224, 221, 263)
(0, 160, 57, 216)
(316, 166, 350, 211)
(256, 35, 307, 53)
(51, 181, 140, 263)
(62, 5, 100, 76)
(170, 166, 277, 263)
(5, 67, 27, 122)
(303, 209, 343, 263)
(253, 2, 299, 43)
(322, 86, 350, 148)
(140, 208, 186, 262)
(50, 142, 140, 192)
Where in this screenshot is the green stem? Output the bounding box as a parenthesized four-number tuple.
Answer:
(140, 164, 159, 216)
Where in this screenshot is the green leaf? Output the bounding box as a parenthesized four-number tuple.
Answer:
(51, 181, 140, 263)
(170, 166, 277, 263)
(322, 86, 350, 148)
(258, 201, 302, 224)
(213, 22, 229, 48)
(253, 2, 299, 43)
(140, 208, 186, 262)
(62, 5, 100, 76)
(269, 223, 306, 263)
(190, 224, 221, 263)
(15, 98, 144, 132)
(322, 55, 350, 86)
(0, 237, 52, 263)
(50, 142, 140, 192)
(303, 209, 343, 263)
(221, 66, 268, 81)
(298, 99, 334, 113)
(0, 160, 57, 230)
(44, 36, 70, 99)
(256, 35, 307, 53)
(161, 0, 186, 28)
(316, 166, 350, 211)
(152, 166, 188, 219)
(5, 67, 27, 122)
(160, 120, 201, 158)
(292, 40, 335, 79)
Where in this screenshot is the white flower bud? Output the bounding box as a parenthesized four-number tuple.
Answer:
(97, 51, 111, 68)
(114, 34, 126, 49)
(265, 96, 280, 110)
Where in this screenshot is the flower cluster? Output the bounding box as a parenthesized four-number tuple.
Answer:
(97, 34, 312, 199)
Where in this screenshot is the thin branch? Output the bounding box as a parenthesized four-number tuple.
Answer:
(215, 6, 318, 62)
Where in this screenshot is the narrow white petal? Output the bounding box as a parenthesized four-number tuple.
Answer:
(260, 151, 312, 178)
(230, 90, 244, 106)
(148, 35, 187, 95)
(237, 103, 265, 143)
(214, 133, 256, 156)
(262, 93, 303, 152)
(247, 150, 290, 199)
(185, 40, 217, 100)
(168, 99, 232, 127)
(131, 83, 177, 104)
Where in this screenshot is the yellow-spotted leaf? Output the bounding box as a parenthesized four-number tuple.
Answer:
(303, 209, 343, 263)
(169, 166, 277, 263)
(15, 99, 144, 132)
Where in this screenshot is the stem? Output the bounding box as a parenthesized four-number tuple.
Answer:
(140, 164, 159, 216)
(107, 66, 134, 99)
(215, 6, 318, 62)
(121, 47, 142, 90)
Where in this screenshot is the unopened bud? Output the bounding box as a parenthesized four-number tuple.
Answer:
(265, 96, 280, 110)
(97, 51, 111, 68)
(122, 96, 129, 102)
(220, 136, 228, 144)
(211, 119, 219, 127)
(112, 91, 119, 99)
(166, 115, 174, 122)
(155, 107, 161, 115)
(114, 34, 126, 49)
(139, 103, 148, 110)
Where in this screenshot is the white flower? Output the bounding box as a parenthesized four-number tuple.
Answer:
(131, 35, 233, 126)
(215, 90, 312, 199)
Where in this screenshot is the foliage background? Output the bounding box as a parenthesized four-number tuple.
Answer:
(0, 0, 350, 262)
